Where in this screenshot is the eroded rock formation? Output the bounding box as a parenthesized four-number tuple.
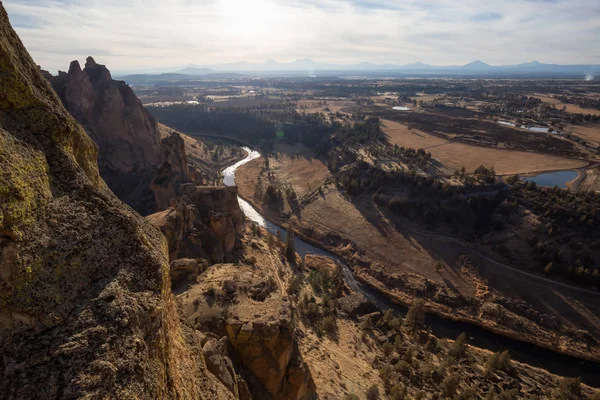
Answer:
(180, 263, 316, 400)
(0, 6, 233, 398)
(44, 57, 191, 214)
(147, 185, 244, 264)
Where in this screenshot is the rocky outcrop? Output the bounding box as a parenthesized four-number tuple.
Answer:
(336, 293, 377, 319)
(226, 318, 316, 400)
(44, 57, 192, 214)
(170, 258, 206, 287)
(151, 130, 192, 210)
(147, 186, 244, 264)
(0, 5, 232, 398)
(180, 263, 317, 400)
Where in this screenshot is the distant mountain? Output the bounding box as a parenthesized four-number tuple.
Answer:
(176, 66, 214, 75)
(461, 60, 491, 70)
(114, 59, 600, 78)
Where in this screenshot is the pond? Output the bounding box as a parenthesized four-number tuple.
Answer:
(498, 120, 557, 134)
(522, 170, 578, 188)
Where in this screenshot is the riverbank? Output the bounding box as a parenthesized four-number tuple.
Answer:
(228, 147, 600, 385)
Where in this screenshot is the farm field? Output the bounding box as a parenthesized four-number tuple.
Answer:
(381, 119, 587, 175)
(533, 95, 600, 116)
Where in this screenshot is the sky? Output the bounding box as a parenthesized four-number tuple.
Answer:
(4, 0, 600, 73)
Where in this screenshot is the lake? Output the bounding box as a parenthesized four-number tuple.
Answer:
(523, 170, 578, 188)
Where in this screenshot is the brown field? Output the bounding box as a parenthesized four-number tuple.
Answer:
(381, 119, 586, 175)
(210, 97, 285, 107)
(235, 143, 330, 213)
(270, 143, 330, 196)
(568, 123, 600, 145)
(296, 99, 354, 114)
(533, 95, 600, 116)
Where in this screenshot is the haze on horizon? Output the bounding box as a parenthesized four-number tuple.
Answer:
(4, 0, 600, 73)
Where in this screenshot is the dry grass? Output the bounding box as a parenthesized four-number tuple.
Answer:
(270, 143, 330, 196)
(568, 123, 600, 145)
(533, 95, 600, 116)
(430, 143, 586, 175)
(381, 119, 586, 174)
(297, 99, 354, 114)
(299, 319, 385, 400)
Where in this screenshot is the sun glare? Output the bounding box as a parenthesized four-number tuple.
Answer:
(219, 0, 279, 38)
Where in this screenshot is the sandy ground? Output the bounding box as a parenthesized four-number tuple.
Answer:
(381, 119, 587, 175)
(533, 95, 600, 116)
(579, 165, 600, 191)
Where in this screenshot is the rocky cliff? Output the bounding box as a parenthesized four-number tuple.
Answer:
(44, 57, 191, 214)
(0, 5, 232, 398)
(147, 185, 244, 265)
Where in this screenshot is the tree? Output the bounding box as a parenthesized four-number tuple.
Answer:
(285, 225, 296, 262)
(449, 332, 468, 359)
(404, 299, 426, 337)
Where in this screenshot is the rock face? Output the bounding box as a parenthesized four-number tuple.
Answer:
(226, 318, 316, 400)
(0, 6, 232, 398)
(147, 186, 244, 264)
(44, 57, 191, 214)
(180, 263, 317, 400)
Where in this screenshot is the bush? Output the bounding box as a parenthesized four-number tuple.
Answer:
(442, 374, 460, 398)
(486, 350, 512, 375)
(448, 332, 468, 359)
(556, 377, 583, 400)
(394, 360, 412, 378)
(322, 316, 337, 336)
(404, 299, 426, 337)
(366, 384, 380, 400)
(390, 384, 407, 400)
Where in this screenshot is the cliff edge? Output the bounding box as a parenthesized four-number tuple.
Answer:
(0, 5, 231, 398)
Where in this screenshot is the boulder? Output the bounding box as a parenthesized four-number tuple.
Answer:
(170, 258, 202, 287)
(337, 294, 377, 319)
(202, 337, 239, 397)
(305, 254, 337, 276)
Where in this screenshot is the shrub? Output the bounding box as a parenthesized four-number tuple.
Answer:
(322, 316, 337, 336)
(404, 299, 426, 337)
(366, 384, 380, 400)
(394, 360, 412, 378)
(442, 374, 460, 398)
(383, 342, 394, 357)
(449, 332, 468, 359)
(390, 384, 407, 400)
(556, 377, 583, 400)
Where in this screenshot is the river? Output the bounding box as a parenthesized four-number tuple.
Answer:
(223, 147, 600, 386)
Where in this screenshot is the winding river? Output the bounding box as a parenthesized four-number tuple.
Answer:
(223, 147, 600, 386)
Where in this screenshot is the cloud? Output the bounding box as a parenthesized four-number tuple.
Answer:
(3, 0, 599, 73)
